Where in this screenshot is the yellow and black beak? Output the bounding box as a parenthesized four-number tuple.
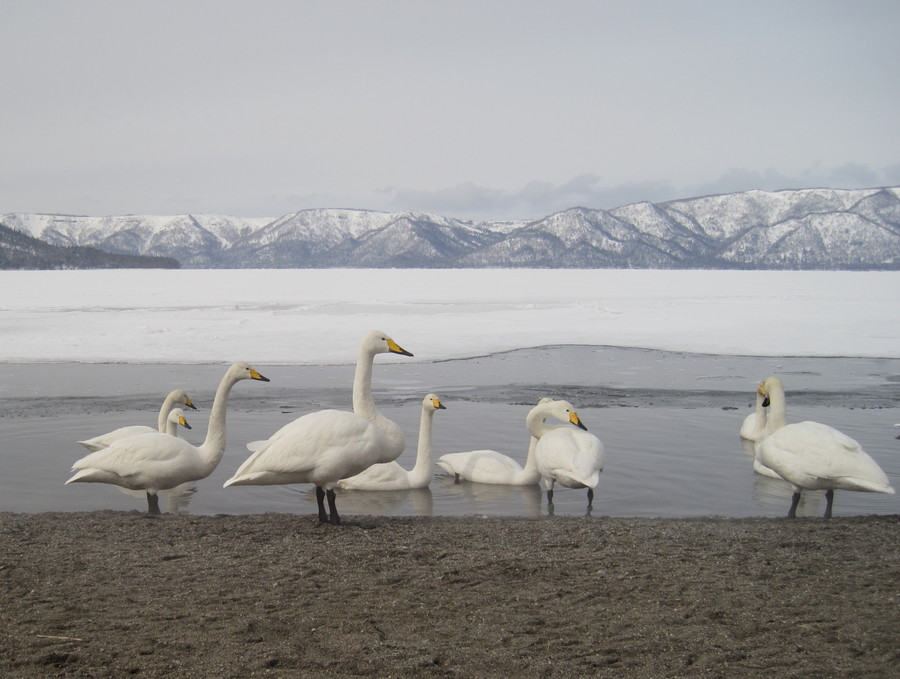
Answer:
(570, 411, 588, 431)
(184, 396, 197, 410)
(387, 339, 414, 357)
(178, 416, 192, 430)
(250, 369, 270, 382)
(433, 397, 446, 410)
(758, 381, 769, 408)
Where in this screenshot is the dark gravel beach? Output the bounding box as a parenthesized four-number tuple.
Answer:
(1, 512, 898, 678)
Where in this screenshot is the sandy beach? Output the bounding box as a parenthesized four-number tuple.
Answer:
(1, 511, 897, 678)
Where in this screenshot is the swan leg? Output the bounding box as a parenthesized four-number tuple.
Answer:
(146, 492, 161, 516)
(587, 487, 594, 508)
(824, 489, 834, 519)
(315, 487, 329, 524)
(787, 490, 801, 519)
(326, 489, 340, 525)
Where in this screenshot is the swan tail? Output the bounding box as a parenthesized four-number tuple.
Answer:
(77, 440, 105, 453)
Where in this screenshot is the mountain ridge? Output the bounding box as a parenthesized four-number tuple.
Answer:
(2, 186, 898, 269)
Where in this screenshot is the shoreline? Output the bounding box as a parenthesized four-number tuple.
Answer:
(2, 512, 898, 677)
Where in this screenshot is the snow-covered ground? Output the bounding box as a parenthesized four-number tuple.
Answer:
(1, 268, 897, 363)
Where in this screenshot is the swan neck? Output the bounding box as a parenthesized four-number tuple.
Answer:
(352, 346, 377, 420)
(766, 383, 787, 433)
(522, 436, 539, 474)
(200, 372, 237, 469)
(526, 407, 552, 439)
(411, 408, 435, 476)
(157, 392, 177, 432)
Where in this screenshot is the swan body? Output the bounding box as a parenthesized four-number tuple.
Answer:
(436, 397, 555, 486)
(338, 394, 445, 490)
(754, 376, 894, 518)
(739, 389, 767, 442)
(225, 330, 414, 524)
(532, 400, 604, 507)
(78, 389, 197, 452)
(67, 362, 268, 514)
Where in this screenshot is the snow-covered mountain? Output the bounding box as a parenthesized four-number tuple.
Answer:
(3, 187, 898, 269)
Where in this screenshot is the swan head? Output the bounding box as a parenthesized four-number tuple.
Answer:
(538, 399, 588, 431)
(363, 330, 414, 358)
(758, 376, 783, 408)
(168, 408, 192, 430)
(228, 361, 270, 383)
(172, 389, 197, 410)
(424, 393, 446, 412)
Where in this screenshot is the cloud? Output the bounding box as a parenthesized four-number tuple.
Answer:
(686, 163, 900, 199)
(385, 175, 681, 221)
(382, 162, 900, 222)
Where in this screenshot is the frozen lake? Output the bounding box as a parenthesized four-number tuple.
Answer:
(0, 269, 897, 519)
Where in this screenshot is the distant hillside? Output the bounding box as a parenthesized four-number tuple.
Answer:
(0, 223, 180, 270)
(3, 186, 899, 269)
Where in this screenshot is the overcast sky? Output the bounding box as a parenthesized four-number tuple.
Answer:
(2, 1, 899, 221)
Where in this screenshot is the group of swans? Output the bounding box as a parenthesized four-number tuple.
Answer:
(67, 362, 270, 514)
(436, 397, 604, 508)
(739, 375, 894, 518)
(66, 329, 604, 521)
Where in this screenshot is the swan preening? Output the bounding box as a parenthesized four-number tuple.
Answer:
(224, 331, 414, 524)
(67, 362, 269, 515)
(338, 394, 445, 491)
(531, 400, 604, 508)
(753, 376, 894, 518)
(436, 397, 555, 486)
(78, 389, 197, 452)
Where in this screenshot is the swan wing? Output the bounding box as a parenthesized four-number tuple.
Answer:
(337, 461, 408, 490)
(437, 450, 525, 484)
(68, 433, 201, 490)
(78, 425, 158, 452)
(226, 410, 399, 487)
(536, 428, 604, 488)
(758, 422, 893, 492)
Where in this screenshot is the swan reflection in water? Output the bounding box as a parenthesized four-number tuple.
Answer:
(433, 475, 543, 517)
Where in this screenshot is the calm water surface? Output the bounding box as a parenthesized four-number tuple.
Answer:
(1, 347, 897, 519)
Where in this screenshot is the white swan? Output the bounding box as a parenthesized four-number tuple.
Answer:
(754, 376, 895, 518)
(78, 389, 197, 452)
(533, 399, 604, 507)
(66, 362, 269, 514)
(162, 407, 192, 436)
(337, 393, 445, 490)
(224, 330, 414, 524)
(739, 388, 768, 442)
(435, 397, 555, 486)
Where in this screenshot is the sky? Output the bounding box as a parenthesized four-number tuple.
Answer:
(2, 0, 899, 221)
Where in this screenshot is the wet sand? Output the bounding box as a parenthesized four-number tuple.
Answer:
(2, 512, 897, 678)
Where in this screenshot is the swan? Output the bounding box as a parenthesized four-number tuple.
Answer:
(337, 393, 445, 490)
(66, 362, 269, 515)
(739, 388, 768, 442)
(78, 389, 197, 452)
(435, 397, 555, 485)
(754, 376, 895, 518)
(161, 407, 192, 436)
(224, 330, 414, 524)
(532, 399, 604, 507)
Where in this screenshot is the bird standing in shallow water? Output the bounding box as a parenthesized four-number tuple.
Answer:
(67, 362, 269, 514)
(224, 331, 413, 524)
(754, 376, 894, 518)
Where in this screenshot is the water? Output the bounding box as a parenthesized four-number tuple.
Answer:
(1, 347, 897, 519)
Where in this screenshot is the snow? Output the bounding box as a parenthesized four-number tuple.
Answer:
(0, 268, 897, 364)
